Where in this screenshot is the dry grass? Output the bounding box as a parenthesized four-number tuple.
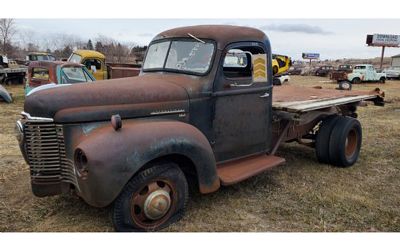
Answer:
(0, 76, 399, 232)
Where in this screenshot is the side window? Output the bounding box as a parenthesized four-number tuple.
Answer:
(84, 59, 102, 71)
(31, 67, 49, 81)
(222, 46, 265, 79)
(223, 49, 250, 78)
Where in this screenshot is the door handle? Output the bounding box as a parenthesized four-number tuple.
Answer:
(259, 93, 270, 98)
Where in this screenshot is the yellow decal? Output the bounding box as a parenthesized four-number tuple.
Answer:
(252, 54, 267, 83)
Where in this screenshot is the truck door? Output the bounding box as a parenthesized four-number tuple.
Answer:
(83, 58, 105, 80)
(368, 65, 377, 80)
(212, 42, 273, 162)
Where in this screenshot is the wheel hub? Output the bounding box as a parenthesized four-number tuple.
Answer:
(143, 189, 171, 220)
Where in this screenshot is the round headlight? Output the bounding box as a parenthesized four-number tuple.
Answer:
(74, 148, 89, 179)
(15, 121, 24, 144)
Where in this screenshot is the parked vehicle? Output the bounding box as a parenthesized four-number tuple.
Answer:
(0, 84, 12, 103)
(315, 65, 334, 77)
(331, 64, 386, 84)
(68, 50, 141, 80)
(330, 64, 353, 81)
(337, 64, 353, 73)
(273, 74, 290, 85)
(25, 61, 95, 96)
(0, 55, 27, 84)
(17, 25, 385, 232)
(382, 67, 400, 80)
(272, 54, 292, 75)
(287, 66, 303, 75)
(348, 64, 386, 83)
(26, 52, 56, 64)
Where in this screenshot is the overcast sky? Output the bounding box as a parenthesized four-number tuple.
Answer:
(15, 19, 400, 60)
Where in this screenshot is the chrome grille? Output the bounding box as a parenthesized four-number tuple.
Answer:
(24, 120, 78, 188)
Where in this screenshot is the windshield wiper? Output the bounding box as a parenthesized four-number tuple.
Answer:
(187, 33, 205, 44)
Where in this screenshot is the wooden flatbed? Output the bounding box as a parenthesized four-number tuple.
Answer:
(272, 85, 383, 113)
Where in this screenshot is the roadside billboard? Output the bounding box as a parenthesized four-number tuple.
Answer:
(366, 34, 400, 47)
(302, 53, 320, 60)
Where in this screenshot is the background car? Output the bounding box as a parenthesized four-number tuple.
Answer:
(25, 61, 95, 95)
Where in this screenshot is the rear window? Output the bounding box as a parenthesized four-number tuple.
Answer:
(354, 66, 366, 69)
(31, 67, 49, 80)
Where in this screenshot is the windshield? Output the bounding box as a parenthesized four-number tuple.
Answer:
(61, 66, 93, 84)
(143, 40, 214, 74)
(68, 53, 82, 64)
(30, 55, 55, 61)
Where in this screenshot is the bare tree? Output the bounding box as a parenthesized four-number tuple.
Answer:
(0, 19, 16, 55)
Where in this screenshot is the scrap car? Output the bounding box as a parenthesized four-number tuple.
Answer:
(24, 61, 95, 96)
(16, 25, 384, 232)
(315, 65, 334, 77)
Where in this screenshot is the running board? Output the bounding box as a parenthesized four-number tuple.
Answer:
(217, 154, 286, 186)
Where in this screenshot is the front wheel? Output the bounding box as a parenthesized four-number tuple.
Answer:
(352, 77, 361, 84)
(379, 77, 386, 83)
(112, 163, 189, 232)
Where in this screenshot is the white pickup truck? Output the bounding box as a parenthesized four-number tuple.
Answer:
(347, 64, 386, 84)
(382, 67, 400, 80)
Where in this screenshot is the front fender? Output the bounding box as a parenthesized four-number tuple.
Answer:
(74, 119, 220, 207)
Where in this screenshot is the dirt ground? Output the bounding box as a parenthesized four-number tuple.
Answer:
(0, 75, 399, 232)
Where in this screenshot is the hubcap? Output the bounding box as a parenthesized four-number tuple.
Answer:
(345, 129, 357, 158)
(130, 179, 175, 228)
(143, 189, 171, 220)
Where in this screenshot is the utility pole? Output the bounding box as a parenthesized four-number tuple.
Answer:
(380, 46, 385, 70)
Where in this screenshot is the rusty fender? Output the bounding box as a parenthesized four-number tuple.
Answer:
(74, 119, 220, 207)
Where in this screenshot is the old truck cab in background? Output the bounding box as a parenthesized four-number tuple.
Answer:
(68, 50, 141, 80)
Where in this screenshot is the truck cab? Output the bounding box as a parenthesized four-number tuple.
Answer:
(68, 50, 108, 80)
(26, 52, 56, 64)
(68, 50, 141, 80)
(17, 25, 384, 232)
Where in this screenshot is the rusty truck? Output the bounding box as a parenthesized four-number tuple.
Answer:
(16, 25, 384, 232)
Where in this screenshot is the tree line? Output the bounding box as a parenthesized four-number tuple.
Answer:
(0, 19, 147, 64)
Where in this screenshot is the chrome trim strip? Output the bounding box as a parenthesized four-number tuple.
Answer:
(21, 111, 54, 122)
(150, 109, 185, 116)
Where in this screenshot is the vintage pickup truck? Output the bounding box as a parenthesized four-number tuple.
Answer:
(16, 25, 384, 232)
(68, 50, 141, 80)
(331, 64, 386, 84)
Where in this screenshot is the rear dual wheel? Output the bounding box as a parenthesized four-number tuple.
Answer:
(315, 115, 362, 167)
(112, 163, 188, 232)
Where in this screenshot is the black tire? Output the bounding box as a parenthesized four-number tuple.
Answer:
(112, 163, 188, 232)
(315, 115, 340, 164)
(352, 77, 361, 84)
(379, 77, 386, 83)
(328, 117, 362, 167)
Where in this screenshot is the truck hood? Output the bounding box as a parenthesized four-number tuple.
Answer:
(24, 74, 192, 123)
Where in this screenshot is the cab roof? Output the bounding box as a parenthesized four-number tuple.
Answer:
(28, 60, 84, 68)
(73, 50, 105, 59)
(154, 25, 268, 50)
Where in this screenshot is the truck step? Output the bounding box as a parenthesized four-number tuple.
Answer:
(217, 154, 286, 185)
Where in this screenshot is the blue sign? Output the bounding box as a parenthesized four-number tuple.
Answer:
(302, 53, 320, 59)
